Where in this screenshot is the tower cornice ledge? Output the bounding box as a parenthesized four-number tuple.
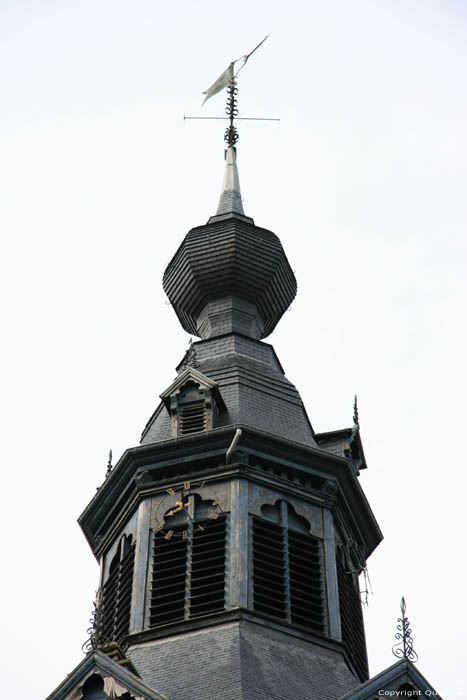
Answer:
(78, 425, 382, 560)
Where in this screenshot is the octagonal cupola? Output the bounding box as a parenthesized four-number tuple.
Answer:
(163, 147, 297, 340)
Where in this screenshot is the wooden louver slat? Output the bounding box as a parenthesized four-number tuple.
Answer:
(101, 542, 135, 648)
(150, 515, 227, 627)
(288, 530, 324, 633)
(150, 525, 188, 627)
(190, 516, 226, 617)
(180, 400, 206, 435)
(252, 516, 325, 634)
(252, 518, 286, 619)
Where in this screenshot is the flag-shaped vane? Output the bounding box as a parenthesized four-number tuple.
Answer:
(201, 36, 269, 106)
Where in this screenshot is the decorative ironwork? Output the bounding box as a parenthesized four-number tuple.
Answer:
(392, 596, 418, 662)
(106, 449, 113, 477)
(224, 82, 239, 147)
(353, 394, 359, 429)
(82, 590, 108, 653)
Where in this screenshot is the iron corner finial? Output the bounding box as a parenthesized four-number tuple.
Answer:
(353, 394, 360, 429)
(392, 596, 418, 663)
(106, 449, 113, 477)
(82, 590, 108, 653)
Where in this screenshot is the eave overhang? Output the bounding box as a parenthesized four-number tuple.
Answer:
(79, 425, 382, 561)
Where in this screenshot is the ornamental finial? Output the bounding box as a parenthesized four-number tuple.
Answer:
(392, 596, 418, 662)
(106, 449, 113, 477)
(82, 590, 108, 653)
(181, 338, 199, 371)
(353, 394, 359, 429)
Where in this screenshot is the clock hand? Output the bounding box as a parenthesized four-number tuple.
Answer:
(168, 501, 190, 516)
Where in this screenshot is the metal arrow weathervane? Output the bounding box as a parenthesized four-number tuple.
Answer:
(185, 36, 278, 144)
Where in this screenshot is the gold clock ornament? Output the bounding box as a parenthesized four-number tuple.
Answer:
(151, 481, 223, 540)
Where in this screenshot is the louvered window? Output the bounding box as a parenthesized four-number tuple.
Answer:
(336, 553, 369, 681)
(252, 516, 325, 634)
(180, 400, 206, 434)
(190, 517, 226, 616)
(150, 524, 188, 626)
(252, 518, 287, 619)
(101, 537, 135, 648)
(288, 529, 323, 629)
(150, 515, 226, 627)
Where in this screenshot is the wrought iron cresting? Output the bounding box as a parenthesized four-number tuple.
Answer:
(392, 596, 418, 662)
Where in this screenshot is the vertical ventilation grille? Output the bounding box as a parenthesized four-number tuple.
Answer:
(252, 518, 286, 619)
(101, 542, 135, 647)
(180, 400, 206, 434)
(150, 525, 188, 626)
(288, 530, 324, 632)
(252, 516, 325, 633)
(150, 516, 226, 628)
(337, 555, 369, 681)
(191, 516, 226, 617)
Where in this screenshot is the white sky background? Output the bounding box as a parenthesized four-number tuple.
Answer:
(1, 1, 466, 698)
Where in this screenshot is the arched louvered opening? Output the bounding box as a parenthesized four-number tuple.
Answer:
(251, 501, 325, 635)
(101, 535, 135, 648)
(150, 513, 227, 628)
(336, 550, 369, 681)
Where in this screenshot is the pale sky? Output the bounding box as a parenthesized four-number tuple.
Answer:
(1, 2, 466, 698)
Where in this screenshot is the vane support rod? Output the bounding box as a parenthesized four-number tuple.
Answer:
(184, 116, 279, 121)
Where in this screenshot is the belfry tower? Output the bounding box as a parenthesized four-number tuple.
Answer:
(49, 141, 382, 700)
(46, 110, 444, 698)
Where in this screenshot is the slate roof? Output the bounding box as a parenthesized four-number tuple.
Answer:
(127, 620, 360, 700)
(141, 334, 317, 448)
(162, 213, 297, 339)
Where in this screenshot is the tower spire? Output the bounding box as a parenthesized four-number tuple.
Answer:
(216, 146, 244, 216)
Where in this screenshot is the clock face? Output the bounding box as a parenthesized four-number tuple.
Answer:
(151, 480, 223, 540)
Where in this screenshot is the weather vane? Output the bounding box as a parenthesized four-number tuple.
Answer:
(184, 36, 278, 143)
(392, 596, 418, 662)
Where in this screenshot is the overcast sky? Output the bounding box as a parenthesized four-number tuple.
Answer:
(1, 1, 466, 698)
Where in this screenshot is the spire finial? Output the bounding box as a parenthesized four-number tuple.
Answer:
(106, 449, 113, 477)
(392, 596, 418, 662)
(353, 395, 359, 429)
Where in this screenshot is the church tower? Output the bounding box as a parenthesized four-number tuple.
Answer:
(62, 141, 384, 700)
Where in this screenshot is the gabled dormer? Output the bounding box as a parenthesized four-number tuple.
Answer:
(160, 367, 226, 437)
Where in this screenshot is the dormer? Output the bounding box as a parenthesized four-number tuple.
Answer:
(160, 367, 226, 438)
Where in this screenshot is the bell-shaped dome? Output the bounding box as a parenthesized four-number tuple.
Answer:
(163, 148, 297, 339)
